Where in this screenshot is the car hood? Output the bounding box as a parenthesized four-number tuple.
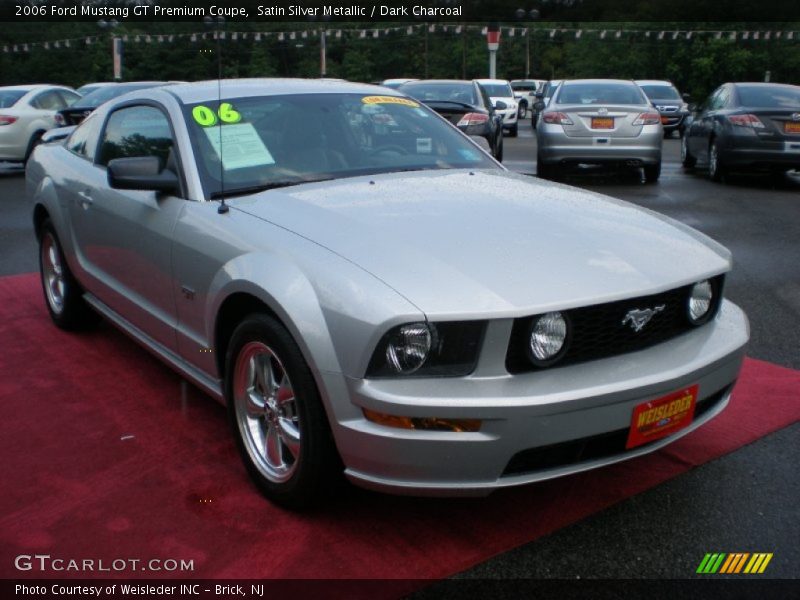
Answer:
(231, 170, 730, 318)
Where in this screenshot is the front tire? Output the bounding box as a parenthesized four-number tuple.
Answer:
(494, 131, 504, 162)
(38, 219, 96, 330)
(518, 102, 528, 119)
(226, 314, 339, 509)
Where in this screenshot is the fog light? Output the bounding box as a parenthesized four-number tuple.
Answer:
(528, 311, 568, 365)
(363, 409, 481, 432)
(688, 280, 713, 323)
(385, 323, 432, 374)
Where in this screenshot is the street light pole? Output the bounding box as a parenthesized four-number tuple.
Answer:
(320, 28, 326, 77)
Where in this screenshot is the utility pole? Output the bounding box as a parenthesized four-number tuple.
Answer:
(320, 28, 326, 77)
(487, 23, 500, 79)
(424, 24, 429, 78)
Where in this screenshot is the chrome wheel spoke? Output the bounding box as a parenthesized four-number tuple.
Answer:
(277, 417, 301, 460)
(265, 422, 284, 468)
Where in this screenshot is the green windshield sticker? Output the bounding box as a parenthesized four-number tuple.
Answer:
(203, 123, 275, 171)
(192, 103, 243, 127)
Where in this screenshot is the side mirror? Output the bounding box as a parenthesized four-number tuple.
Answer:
(494, 100, 508, 110)
(534, 100, 546, 112)
(108, 156, 179, 194)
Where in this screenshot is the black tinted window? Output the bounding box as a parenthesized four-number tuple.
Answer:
(557, 83, 646, 105)
(400, 83, 479, 105)
(640, 85, 680, 100)
(737, 86, 800, 109)
(97, 105, 173, 167)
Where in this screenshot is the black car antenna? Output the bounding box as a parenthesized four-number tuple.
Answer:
(204, 15, 229, 214)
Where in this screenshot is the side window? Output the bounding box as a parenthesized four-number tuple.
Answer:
(716, 87, 731, 109)
(707, 87, 725, 111)
(58, 90, 81, 107)
(32, 90, 65, 111)
(97, 105, 174, 168)
(66, 113, 103, 161)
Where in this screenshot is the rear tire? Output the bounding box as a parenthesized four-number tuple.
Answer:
(38, 219, 97, 330)
(681, 134, 696, 169)
(537, 154, 557, 180)
(708, 139, 726, 182)
(225, 314, 340, 509)
(643, 162, 661, 184)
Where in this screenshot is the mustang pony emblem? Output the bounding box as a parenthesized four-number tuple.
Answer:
(622, 305, 666, 332)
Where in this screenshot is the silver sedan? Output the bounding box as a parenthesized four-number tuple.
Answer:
(537, 79, 663, 182)
(27, 79, 747, 507)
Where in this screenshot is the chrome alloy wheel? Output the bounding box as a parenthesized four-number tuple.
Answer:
(233, 342, 301, 483)
(41, 232, 65, 314)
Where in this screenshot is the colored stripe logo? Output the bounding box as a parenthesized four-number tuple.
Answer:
(696, 553, 773, 574)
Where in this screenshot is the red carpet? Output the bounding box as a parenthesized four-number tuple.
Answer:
(1, 272, 799, 581)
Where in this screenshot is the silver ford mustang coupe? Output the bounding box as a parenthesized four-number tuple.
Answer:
(27, 79, 749, 507)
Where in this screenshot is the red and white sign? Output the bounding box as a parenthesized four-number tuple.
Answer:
(487, 29, 501, 51)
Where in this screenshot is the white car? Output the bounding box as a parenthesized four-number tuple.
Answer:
(0, 85, 81, 163)
(510, 79, 546, 118)
(476, 79, 519, 137)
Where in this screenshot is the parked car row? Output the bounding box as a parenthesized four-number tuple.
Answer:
(532, 78, 800, 184)
(0, 81, 181, 164)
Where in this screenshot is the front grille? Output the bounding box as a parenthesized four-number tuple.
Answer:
(505, 276, 724, 374)
(502, 385, 731, 476)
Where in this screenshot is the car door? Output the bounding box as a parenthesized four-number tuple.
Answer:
(692, 86, 727, 163)
(67, 103, 185, 352)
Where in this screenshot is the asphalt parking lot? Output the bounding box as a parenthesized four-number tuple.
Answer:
(1, 122, 798, 581)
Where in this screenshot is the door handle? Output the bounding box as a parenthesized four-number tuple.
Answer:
(77, 190, 93, 210)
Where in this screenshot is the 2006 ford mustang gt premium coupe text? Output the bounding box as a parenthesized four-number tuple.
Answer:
(27, 79, 749, 507)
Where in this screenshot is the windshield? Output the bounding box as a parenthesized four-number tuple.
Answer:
(640, 85, 681, 100)
(399, 82, 478, 106)
(737, 85, 800, 109)
(76, 84, 164, 108)
(557, 82, 646, 105)
(480, 83, 514, 98)
(0, 90, 26, 108)
(511, 83, 535, 92)
(183, 93, 498, 199)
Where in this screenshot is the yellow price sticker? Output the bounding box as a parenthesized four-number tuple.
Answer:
(361, 95, 420, 108)
(192, 103, 242, 127)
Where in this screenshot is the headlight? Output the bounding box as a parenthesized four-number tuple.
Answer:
(688, 280, 714, 324)
(367, 321, 486, 378)
(385, 323, 431, 374)
(527, 311, 569, 365)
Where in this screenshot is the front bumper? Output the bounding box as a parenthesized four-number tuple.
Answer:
(499, 109, 518, 128)
(537, 127, 662, 166)
(330, 300, 748, 496)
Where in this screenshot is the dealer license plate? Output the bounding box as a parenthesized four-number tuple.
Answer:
(591, 117, 614, 129)
(626, 385, 698, 449)
(784, 122, 800, 133)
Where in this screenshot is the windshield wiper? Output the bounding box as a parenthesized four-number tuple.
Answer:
(210, 177, 335, 199)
